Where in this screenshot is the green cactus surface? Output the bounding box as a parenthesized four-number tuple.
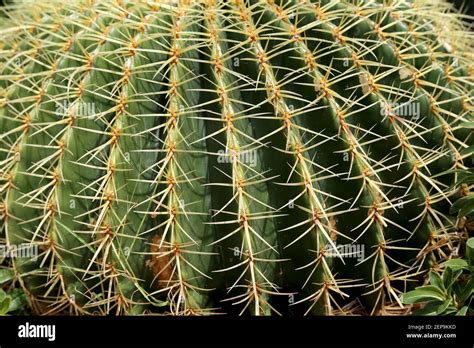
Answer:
(0, 0, 472, 315)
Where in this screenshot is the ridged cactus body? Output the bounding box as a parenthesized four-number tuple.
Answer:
(0, 0, 472, 315)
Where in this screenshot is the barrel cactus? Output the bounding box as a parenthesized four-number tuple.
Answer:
(0, 0, 472, 315)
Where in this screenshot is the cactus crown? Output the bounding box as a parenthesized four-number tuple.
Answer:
(0, 0, 472, 315)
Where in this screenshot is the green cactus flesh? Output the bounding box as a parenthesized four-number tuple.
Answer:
(0, 0, 472, 315)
